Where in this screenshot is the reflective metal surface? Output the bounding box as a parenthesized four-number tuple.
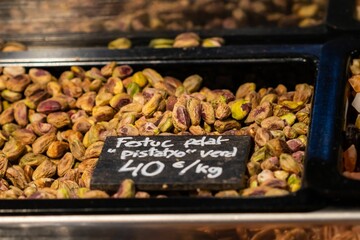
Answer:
(0, 210, 359, 239)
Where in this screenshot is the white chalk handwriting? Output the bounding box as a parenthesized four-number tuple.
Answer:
(108, 136, 236, 179)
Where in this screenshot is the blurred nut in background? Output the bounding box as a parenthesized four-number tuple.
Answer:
(0, 0, 327, 35)
(0, 39, 27, 52)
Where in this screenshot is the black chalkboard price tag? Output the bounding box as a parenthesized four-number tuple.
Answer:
(91, 135, 252, 192)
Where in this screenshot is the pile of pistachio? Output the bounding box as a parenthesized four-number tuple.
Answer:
(1, 0, 326, 35)
(0, 62, 312, 199)
(108, 32, 224, 49)
(149, 32, 225, 48)
(198, 225, 360, 240)
(105, 0, 326, 31)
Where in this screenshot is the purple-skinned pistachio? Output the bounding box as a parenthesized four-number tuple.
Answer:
(109, 93, 132, 111)
(235, 82, 256, 99)
(112, 65, 133, 79)
(28, 68, 52, 85)
(6, 74, 31, 92)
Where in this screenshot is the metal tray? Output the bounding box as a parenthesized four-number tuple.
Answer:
(0, 45, 327, 215)
(0, 210, 360, 239)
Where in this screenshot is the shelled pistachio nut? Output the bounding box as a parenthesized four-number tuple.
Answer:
(0, 62, 312, 199)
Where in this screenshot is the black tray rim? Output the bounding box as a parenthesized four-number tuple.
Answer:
(306, 36, 360, 203)
(0, 25, 329, 48)
(0, 44, 322, 63)
(0, 45, 327, 215)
